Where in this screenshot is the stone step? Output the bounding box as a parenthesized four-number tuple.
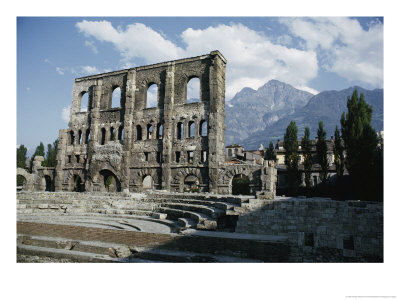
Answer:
(133, 248, 263, 263)
(155, 207, 217, 230)
(177, 217, 198, 229)
(160, 202, 224, 219)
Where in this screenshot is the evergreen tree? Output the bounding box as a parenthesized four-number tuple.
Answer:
(44, 139, 59, 167)
(17, 145, 28, 169)
(301, 126, 313, 188)
(340, 89, 382, 201)
(316, 121, 329, 182)
(264, 141, 276, 161)
(333, 126, 345, 177)
(284, 121, 299, 188)
(30, 142, 45, 171)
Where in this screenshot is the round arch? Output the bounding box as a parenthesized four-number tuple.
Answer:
(142, 175, 154, 190)
(99, 169, 121, 192)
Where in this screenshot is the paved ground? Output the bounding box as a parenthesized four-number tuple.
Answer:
(17, 213, 175, 234)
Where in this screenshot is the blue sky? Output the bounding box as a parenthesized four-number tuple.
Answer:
(17, 16, 383, 155)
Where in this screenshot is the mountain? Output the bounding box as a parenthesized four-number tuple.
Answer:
(235, 85, 383, 149)
(225, 80, 314, 146)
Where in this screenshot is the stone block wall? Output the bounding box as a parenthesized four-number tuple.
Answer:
(235, 197, 383, 261)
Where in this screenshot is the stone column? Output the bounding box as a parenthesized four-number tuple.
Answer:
(161, 62, 175, 190)
(207, 51, 227, 193)
(54, 129, 67, 191)
(121, 70, 136, 191)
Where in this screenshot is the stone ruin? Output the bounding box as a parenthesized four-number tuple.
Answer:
(18, 51, 276, 197)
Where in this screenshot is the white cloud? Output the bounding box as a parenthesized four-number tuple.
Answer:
(56, 67, 64, 75)
(76, 20, 184, 64)
(80, 66, 100, 75)
(85, 40, 98, 54)
(26, 87, 30, 91)
(295, 86, 319, 95)
(62, 105, 70, 123)
(280, 17, 383, 87)
(76, 21, 319, 100)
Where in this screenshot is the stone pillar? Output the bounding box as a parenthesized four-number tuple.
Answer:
(161, 62, 175, 190)
(54, 130, 67, 191)
(256, 160, 277, 200)
(85, 79, 103, 191)
(121, 70, 136, 191)
(207, 51, 227, 193)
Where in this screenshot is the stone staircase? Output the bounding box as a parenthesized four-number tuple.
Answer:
(17, 191, 254, 232)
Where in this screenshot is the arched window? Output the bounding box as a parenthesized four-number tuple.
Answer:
(147, 124, 153, 140)
(188, 121, 195, 138)
(101, 128, 106, 145)
(78, 130, 82, 144)
(110, 127, 115, 141)
(111, 86, 121, 108)
(187, 77, 200, 103)
(157, 123, 163, 139)
(118, 126, 124, 143)
(137, 125, 142, 141)
(85, 129, 91, 144)
(146, 83, 158, 108)
(177, 122, 183, 140)
(200, 120, 208, 136)
(70, 131, 75, 145)
(80, 92, 89, 112)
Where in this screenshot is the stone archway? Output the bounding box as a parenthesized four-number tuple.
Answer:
(100, 169, 121, 192)
(44, 175, 52, 191)
(184, 174, 200, 192)
(72, 175, 85, 192)
(142, 175, 154, 190)
(17, 174, 26, 190)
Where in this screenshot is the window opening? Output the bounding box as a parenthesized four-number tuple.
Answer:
(200, 120, 208, 136)
(78, 130, 82, 144)
(144, 152, 149, 162)
(189, 121, 195, 138)
(147, 124, 153, 140)
(101, 128, 106, 145)
(111, 87, 121, 108)
(80, 92, 89, 112)
(137, 125, 142, 141)
(187, 77, 200, 103)
(177, 122, 183, 140)
(157, 152, 162, 163)
(187, 151, 194, 164)
(118, 126, 124, 143)
(201, 150, 208, 163)
(75, 155, 80, 163)
(146, 83, 157, 108)
(70, 131, 75, 145)
(110, 127, 115, 141)
(85, 130, 90, 144)
(175, 152, 181, 163)
(157, 123, 163, 139)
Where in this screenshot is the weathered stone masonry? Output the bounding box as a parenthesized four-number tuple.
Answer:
(54, 51, 228, 194)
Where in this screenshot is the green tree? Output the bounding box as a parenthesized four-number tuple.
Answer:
(316, 121, 329, 182)
(301, 126, 313, 188)
(44, 139, 59, 167)
(340, 89, 382, 201)
(264, 141, 276, 161)
(30, 142, 45, 171)
(333, 126, 345, 177)
(17, 145, 28, 169)
(284, 121, 300, 188)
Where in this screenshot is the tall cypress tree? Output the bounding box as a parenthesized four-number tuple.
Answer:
(316, 121, 329, 182)
(284, 121, 299, 188)
(333, 126, 345, 177)
(340, 89, 382, 201)
(264, 141, 276, 161)
(301, 126, 313, 188)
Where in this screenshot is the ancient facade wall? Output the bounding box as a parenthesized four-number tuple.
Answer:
(235, 198, 383, 260)
(54, 51, 228, 193)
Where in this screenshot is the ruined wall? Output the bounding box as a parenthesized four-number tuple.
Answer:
(55, 51, 227, 194)
(235, 198, 383, 261)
